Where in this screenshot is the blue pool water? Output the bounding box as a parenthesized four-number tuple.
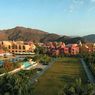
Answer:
(9, 57, 24, 63)
(0, 56, 24, 67)
(0, 56, 31, 68)
(0, 61, 4, 66)
(22, 62, 32, 68)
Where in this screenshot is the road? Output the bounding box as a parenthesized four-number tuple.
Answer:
(30, 58, 57, 84)
(80, 58, 95, 83)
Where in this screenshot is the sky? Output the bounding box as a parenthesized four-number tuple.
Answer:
(0, 0, 95, 36)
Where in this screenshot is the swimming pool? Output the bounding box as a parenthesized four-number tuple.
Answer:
(9, 57, 24, 63)
(0, 61, 4, 66)
(22, 62, 32, 68)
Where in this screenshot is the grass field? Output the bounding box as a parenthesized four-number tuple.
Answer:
(32, 57, 87, 95)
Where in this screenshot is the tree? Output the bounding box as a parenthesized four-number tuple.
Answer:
(3, 61, 14, 72)
(0, 74, 33, 95)
(35, 46, 45, 54)
(59, 78, 95, 95)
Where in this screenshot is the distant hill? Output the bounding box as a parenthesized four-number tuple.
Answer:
(0, 27, 48, 42)
(83, 34, 95, 43)
(56, 36, 86, 44)
(0, 32, 8, 41)
(0, 26, 94, 43)
(56, 36, 71, 43)
(0, 26, 60, 42)
(40, 33, 60, 43)
(5, 27, 48, 42)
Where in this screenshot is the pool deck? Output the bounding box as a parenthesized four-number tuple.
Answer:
(0, 56, 15, 61)
(0, 62, 38, 77)
(0, 67, 22, 77)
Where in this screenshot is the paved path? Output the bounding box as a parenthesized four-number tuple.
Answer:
(80, 58, 95, 83)
(30, 58, 57, 84)
(0, 68, 22, 77)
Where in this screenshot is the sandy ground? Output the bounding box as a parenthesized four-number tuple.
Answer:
(0, 56, 15, 60)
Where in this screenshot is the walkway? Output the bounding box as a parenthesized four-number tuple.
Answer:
(0, 68, 22, 77)
(80, 58, 95, 83)
(30, 58, 57, 84)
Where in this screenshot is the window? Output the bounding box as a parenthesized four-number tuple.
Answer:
(19, 45, 21, 49)
(2, 42, 3, 45)
(15, 45, 17, 49)
(9, 45, 11, 49)
(12, 45, 14, 49)
(12, 50, 14, 52)
(23, 46, 25, 49)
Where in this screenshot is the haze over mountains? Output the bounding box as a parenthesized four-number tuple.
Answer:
(0, 26, 95, 43)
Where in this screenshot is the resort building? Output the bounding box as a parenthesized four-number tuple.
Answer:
(93, 43, 95, 52)
(80, 43, 95, 53)
(43, 42, 80, 56)
(0, 49, 5, 56)
(67, 44, 79, 55)
(0, 41, 36, 53)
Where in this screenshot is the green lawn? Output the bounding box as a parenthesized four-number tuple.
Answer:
(32, 57, 87, 95)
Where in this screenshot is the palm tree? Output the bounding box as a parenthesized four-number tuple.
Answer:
(59, 78, 95, 95)
(0, 74, 33, 95)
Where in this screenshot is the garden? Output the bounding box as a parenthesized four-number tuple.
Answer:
(32, 57, 87, 95)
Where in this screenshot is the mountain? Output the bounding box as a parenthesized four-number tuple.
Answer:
(5, 27, 49, 42)
(40, 33, 60, 43)
(0, 26, 60, 42)
(56, 34, 95, 44)
(0, 32, 8, 41)
(0, 26, 94, 43)
(56, 36, 86, 44)
(83, 34, 95, 43)
(0, 26, 48, 42)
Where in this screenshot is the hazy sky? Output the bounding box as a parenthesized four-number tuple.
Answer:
(0, 0, 95, 36)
